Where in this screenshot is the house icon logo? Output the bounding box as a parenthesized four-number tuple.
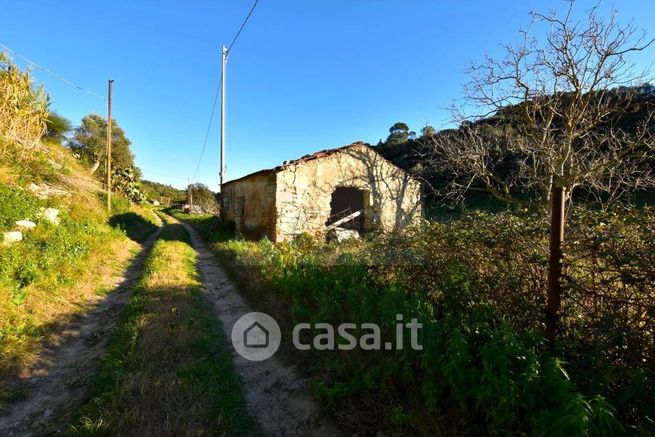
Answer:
(244, 321, 269, 348)
(231, 312, 281, 361)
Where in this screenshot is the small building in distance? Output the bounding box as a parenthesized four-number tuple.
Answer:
(221, 141, 422, 242)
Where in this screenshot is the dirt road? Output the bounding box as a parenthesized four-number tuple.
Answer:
(0, 227, 163, 435)
(179, 218, 335, 436)
(1, 215, 334, 436)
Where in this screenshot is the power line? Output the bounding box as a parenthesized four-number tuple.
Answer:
(192, 0, 259, 182)
(0, 42, 105, 101)
(227, 0, 260, 54)
(192, 72, 222, 181)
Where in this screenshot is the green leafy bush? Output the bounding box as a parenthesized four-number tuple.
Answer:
(186, 207, 654, 435)
(370, 208, 654, 432)
(0, 194, 110, 305)
(0, 185, 39, 232)
(112, 165, 145, 204)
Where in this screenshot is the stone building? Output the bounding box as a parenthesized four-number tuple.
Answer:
(221, 141, 422, 242)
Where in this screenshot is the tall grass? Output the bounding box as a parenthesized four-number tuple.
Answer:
(0, 52, 48, 155)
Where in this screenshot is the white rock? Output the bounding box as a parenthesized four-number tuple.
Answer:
(3, 231, 23, 245)
(182, 204, 204, 214)
(29, 182, 69, 199)
(152, 200, 160, 206)
(15, 220, 36, 230)
(42, 208, 60, 225)
(327, 227, 360, 243)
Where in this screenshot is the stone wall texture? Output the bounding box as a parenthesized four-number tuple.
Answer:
(223, 143, 422, 242)
(222, 171, 277, 240)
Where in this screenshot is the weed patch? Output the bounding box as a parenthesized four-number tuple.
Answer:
(177, 207, 654, 435)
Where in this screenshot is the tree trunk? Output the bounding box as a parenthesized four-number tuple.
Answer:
(90, 160, 100, 174)
(546, 185, 566, 341)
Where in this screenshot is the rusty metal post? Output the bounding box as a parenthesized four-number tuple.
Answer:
(106, 79, 114, 213)
(546, 185, 566, 341)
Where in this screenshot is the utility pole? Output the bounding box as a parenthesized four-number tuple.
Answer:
(106, 79, 114, 213)
(187, 176, 193, 206)
(220, 45, 227, 208)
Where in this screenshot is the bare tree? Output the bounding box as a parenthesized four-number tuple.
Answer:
(425, 1, 655, 339)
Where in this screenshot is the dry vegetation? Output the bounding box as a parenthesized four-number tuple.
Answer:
(0, 52, 47, 153)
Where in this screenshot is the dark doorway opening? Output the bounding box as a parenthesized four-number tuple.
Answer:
(326, 187, 365, 232)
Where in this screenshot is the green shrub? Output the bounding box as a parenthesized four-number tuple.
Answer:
(112, 165, 145, 204)
(254, 243, 620, 434)
(0, 202, 111, 305)
(109, 194, 131, 215)
(369, 208, 654, 432)
(189, 207, 654, 435)
(0, 185, 39, 232)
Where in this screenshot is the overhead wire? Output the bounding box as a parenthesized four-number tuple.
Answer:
(226, 0, 260, 54)
(192, 72, 222, 181)
(0, 42, 105, 101)
(191, 0, 260, 183)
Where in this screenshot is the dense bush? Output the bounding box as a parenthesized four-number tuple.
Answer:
(112, 166, 146, 204)
(183, 207, 654, 435)
(187, 183, 220, 214)
(370, 208, 654, 432)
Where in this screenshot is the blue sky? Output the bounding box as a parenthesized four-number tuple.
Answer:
(3, 1, 655, 190)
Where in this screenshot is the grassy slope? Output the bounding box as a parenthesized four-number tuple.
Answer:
(0, 139, 158, 405)
(69, 223, 252, 435)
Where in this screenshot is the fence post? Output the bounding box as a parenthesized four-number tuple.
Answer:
(546, 185, 566, 341)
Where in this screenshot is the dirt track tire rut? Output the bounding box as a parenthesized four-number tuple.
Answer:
(177, 219, 337, 437)
(0, 226, 164, 436)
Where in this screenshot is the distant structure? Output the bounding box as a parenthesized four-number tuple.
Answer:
(222, 142, 422, 242)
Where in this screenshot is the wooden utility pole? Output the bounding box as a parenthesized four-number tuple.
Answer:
(546, 185, 566, 341)
(106, 79, 114, 213)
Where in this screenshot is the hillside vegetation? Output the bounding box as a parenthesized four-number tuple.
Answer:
(140, 180, 185, 203)
(376, 84, 655, 209)
(176, 207, 654, 435)
(0, 53, 157, 405)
